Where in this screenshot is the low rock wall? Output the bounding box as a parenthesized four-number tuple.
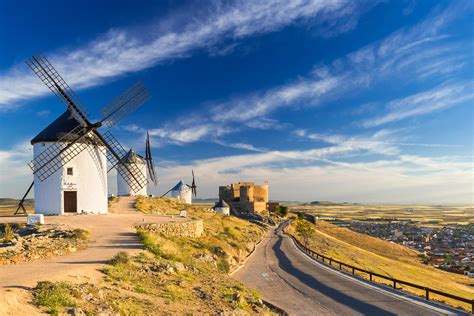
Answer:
(136, 220, 203, 238)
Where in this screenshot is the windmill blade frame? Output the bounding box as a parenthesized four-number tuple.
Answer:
(28, 124, 94, 181)
(26, 53, 90, 126)
(100, 81, 150, 128)
(99, 131, 148, 193)
(26, 53, 150, 194)
(145, 132, 158, 186)
(191, 170, 197, 197)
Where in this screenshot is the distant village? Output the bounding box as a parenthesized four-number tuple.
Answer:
(331, 220, 474, 277)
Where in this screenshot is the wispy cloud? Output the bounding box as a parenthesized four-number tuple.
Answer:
(150, 141, 473, 203)
(211, 75, 341, 122)
(296, 128, 465, 149)
(361, 82, 474, 127)
(0, 0, 365, 109)
(180, 2, 474, 128)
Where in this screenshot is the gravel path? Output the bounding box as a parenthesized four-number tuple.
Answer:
(0, 197, 183, 315)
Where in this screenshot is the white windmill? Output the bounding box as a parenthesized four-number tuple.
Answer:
(16, 53, 151, 215)
(116, 132, 157, 196)
(160, 171, 197, 204)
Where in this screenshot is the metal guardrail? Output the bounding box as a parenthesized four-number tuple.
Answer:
(283, 222, 474, 314)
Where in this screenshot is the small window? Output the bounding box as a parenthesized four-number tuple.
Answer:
(67, 167, 73, 176)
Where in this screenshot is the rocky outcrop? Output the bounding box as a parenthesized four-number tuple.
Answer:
(135, 220, 203, 238)
(0, 224, 89, 264)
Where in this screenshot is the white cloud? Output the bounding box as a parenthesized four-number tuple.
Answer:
(362, 82, 474, 127)
(176, 2, 473, 129)
(0, 0, 364, 109)
(0, 142, 33, 198)
(150, 146, 473, 203)
(109, 2, 472, 151)
(211, 75, 341, 122)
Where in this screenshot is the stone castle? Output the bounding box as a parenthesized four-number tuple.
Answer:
(219, 182, 269, 214)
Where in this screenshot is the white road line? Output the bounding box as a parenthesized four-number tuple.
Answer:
(286, 234, 461, 315)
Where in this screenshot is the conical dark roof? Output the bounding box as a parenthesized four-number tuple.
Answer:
(215, 199, 229, 208)
(31, 111, 83, 144)
(171, 180, 190, 191)
(122, 149, 145, 164)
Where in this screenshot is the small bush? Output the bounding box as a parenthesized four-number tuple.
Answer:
(2, 223, 16, 243)
(279, 206, 289, 217)
(71, 229, 89, 241)
(34, 281, 76, 314)
(108, 252, 131, 266)
(217, 258, 230, 273)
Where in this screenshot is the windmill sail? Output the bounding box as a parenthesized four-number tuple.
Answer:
(101, 81, 150, 128)
(191, 170, 197, 197)
(100, 131, 148, 192)
(28, 124, 93, 181)
(146, 132, 157, 186)
(26, 53, 90, 126)
(26, 53, 150, 194)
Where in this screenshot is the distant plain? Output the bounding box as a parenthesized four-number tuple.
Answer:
(288, 203, 474, 227)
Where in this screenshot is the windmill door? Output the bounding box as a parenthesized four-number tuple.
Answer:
(64, 191, 77, 213)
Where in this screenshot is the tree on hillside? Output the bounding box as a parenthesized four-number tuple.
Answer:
(279, 206, 288, 217)
(295, 220, 315, 248)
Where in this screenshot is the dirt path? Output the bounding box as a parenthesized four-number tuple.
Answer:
(0, 197, 183, 315)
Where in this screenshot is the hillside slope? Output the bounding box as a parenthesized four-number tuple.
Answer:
(33, 198, 272, 314)
(288, 220, 473, 312)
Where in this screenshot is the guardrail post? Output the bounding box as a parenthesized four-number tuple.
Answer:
(329, 259, 332, 265)
(393, 280, 396, 289)
(339, 263, 342, 270)
(425, 289, 429, 300)
(369, 273, 372, 282)
(352, 267, 355, 275)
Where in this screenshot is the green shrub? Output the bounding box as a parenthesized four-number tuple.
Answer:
(108, 252, 131, 266)
(279, 206, 289, 217)
(2, 223, 16, 243)
(34, 281, 75, 314)
(217, 258, 230, 273)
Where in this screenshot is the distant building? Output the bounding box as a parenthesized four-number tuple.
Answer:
(219, 182, 269, 214)
(117, 149, 147, 196)
(171, 180, 192, 204)
(214, 199, 230, 215)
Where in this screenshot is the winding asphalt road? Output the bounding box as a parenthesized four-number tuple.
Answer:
(233, 222, 467, 316)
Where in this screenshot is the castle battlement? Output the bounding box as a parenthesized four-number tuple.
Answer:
(219, 182, 269, 214)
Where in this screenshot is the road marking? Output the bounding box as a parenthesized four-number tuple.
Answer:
(285, 233, 462, 316)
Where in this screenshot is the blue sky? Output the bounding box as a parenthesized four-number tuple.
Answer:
(0, 0, 473, 203)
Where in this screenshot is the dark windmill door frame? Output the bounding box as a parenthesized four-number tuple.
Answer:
(64, 191, 77, 213)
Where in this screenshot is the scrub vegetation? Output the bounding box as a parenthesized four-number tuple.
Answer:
(0, 224, 89, 264)
(288, 219, 474, 312)
(34, 198, 273, 314)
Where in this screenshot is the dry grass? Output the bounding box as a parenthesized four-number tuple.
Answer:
(289, 204, 474, 227)
(288, 220, 474, 312)
(34, 198, 272, 314)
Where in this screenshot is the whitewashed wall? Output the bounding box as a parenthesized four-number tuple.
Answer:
(215, 207, 230, 215)
(117, 163, 147, 196)
(33, 142, 108, 215)
(171, 186, 192, 204)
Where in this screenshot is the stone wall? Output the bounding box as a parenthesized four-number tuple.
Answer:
(253, 184, 268, 202)
(136, 220, 203, 238)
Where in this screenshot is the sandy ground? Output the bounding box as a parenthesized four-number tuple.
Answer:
(0, 197, 183, 315)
